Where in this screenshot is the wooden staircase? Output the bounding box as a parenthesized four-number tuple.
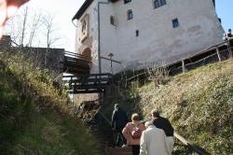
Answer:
(62, 51, 113, 94)
(63, 73, 113, 94)
(106, 147, 132, 155)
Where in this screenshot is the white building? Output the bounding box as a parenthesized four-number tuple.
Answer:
(72, 0, 224, 75)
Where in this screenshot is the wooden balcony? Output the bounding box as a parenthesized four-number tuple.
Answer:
(62, 51, 91, 75)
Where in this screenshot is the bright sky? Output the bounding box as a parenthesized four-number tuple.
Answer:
(27, 0, 85, 51)
(215, 0, 233, 32)
(8, 0, 233, 52)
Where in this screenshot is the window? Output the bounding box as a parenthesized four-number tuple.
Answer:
(81, 20, 87, 34)
(154, 0, 166, 9)
(124, 0, 131, 4)
(172, 18, 179, 28)
(80, 14, 89, 42)
(127, 10, 133, 20)
(136, 30, 139, 37)
(110, 16, 115, 25)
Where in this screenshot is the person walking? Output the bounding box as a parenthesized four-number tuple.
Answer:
(151, 109, 174, 155)
(225, 28, 232, 40)
(111, 103, 128, 147)
(140, 121, 169, 155)
(122, 113, 146, 155)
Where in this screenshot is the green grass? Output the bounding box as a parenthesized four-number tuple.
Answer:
(0, 50, 102, 155)
(1, 48, 232, 154)
(101, 59, 233, 155)
(137, 59, 233, 154)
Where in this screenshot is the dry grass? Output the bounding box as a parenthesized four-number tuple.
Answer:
(0, 50, 102, 155)
(137, 58, 233, 154)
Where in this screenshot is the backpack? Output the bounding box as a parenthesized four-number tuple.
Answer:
(131, 124, 141, 139)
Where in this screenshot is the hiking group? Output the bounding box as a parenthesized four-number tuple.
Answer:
(111, 103, 174, 155)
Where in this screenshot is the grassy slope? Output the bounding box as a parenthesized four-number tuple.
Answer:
(100, 58, 233, 155)
(2, 48, 232, 154)
(137, 58, 233, 154)
(0, 50, 102, 155)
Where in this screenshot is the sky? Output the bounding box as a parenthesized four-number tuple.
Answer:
(27, 0, 85, 51)
(215, 0, 233, 32)
(6, 0, 233, 52)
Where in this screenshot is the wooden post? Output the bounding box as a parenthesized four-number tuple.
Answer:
(227, 39, 233, 57)
(182, 60, 186, 73)
(174, 132, 189, 145)
(216, 47, 222, 61)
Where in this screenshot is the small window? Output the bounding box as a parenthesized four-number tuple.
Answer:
(136, 30, 139, 37)
(124, 0, 131, 4)
(172, 18, 179, 28)
(127, 10, 133, 20)
(154, 0, 166, 9)
(80, 14, 89, 42)
(81, 20, 87, 34)
(110, 16, 115, 25)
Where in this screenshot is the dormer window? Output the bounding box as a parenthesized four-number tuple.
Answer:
(127, 10, 133, 20)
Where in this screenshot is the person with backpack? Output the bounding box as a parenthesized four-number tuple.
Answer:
(111, 103, 128, 147)
(122, 113, 146, 155)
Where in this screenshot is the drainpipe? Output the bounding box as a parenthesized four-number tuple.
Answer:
(97, 1, 110, 104)
(98, 1, 110, 75)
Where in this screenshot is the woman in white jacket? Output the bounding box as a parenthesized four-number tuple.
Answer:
(140, 121, 170, 155)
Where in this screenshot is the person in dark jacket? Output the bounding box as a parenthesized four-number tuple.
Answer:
(225, 28, 232, 40)
(111, 103, 128, 147)
(151, 109, 174, 155)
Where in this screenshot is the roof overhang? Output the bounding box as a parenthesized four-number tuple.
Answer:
(72, 0, 94, 21)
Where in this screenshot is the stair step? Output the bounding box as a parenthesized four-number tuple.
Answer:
(106, 147, 132, 155)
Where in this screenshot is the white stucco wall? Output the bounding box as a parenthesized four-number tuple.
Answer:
(75, 0, 224, 74)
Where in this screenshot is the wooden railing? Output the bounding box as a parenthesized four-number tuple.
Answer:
(174, 132, 210, 155)
(169, 38, 233, 75)
(63, 73, 113, 94)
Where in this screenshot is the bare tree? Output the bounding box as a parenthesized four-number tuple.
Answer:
(27, 12, 42, 47)
(40, 13, 62, 66)
(41, 14, 61, 49)
(147, 61, 170, 88)
(5, 5, 62, 49)
(20, 7, 29, 46)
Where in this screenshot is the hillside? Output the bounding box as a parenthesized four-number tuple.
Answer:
(1, 47, 232, 155)
(0, 50, 102, 154)
(138, 58, 233, 154)
(100, 58, 233, 155)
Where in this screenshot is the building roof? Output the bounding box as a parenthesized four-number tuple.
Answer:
(72, 0, 93, 21)
(72, 0, 119, 21)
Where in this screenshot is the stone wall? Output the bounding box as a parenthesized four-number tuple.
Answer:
(0, 35, 65, 79)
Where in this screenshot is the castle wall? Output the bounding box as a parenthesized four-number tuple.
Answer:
(74, 0, 224, 74)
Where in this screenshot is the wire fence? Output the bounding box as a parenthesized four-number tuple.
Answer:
(117, 39, 233, 89)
